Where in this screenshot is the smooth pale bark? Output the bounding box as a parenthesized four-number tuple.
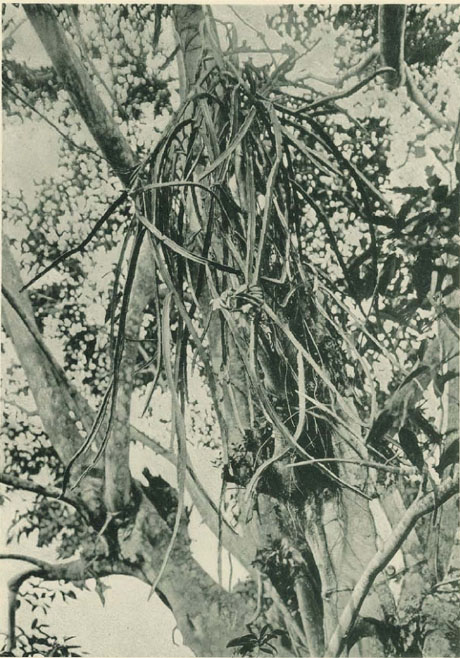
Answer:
(421, 286, 459, 657)
(24, 5, 136, 185)
(326, 473, 459, 656)
(2, 240, 83, 464)
(24, 3, 157, 513)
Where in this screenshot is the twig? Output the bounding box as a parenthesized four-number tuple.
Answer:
(20, 191, 128, 292)
(5, 568, 41, 652)
(0, 553, 55, 570)
(283, 457, 412, 476)
(2, 81, 105, 163)
(0, 472, 90, 521)
(296, 67, 395, 114)
(3, 400, 38, 417)
(294, 45, 379, 87)
(405, 65, 453, 130)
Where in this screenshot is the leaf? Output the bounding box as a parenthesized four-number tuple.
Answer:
(268, 629, 287, 638)
(409, 409, 441, 444)
(437, 439, 459, 475)
(227, 635, 256, 648)
(377, 254, 400, 296)
(398, 365, 430, 389)
(412, 246, 432, 303)
(367, 410, 394, 444)
(259, 624, 270, 639)
(94, 579, 110, 606)
(399, 426, 424, 472)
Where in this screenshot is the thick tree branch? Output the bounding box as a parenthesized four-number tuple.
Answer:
(2, 241, 109, 523)
(378, 5, 407, 88)
(118, 495, 252, 656)
(22, 5, 158, 513)
(377, 4, 454, 128)
(326, 473, 459, 657)
(2, 240, 92, 469)
(23, 4, 136, 185)
(294, 576, 324, 656)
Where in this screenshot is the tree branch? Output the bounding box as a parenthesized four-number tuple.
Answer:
(294, 576, 324, 656)
(5, 568, 41, 652)
(405, 65, 454, 129)
(296, 45, 379, 87)
(131, 428, 257, 569)
(23, 4, 136, 185)
(2, 239, 107, 521)
(1, 552, 138, 583)
(0, 472, 90, 521)
(0, 553, 68, 571)
(378, 5, 407, 88)
(22, 5, 156, 513)
(2, 240, 92, 468)
(326, 473, 459, 657)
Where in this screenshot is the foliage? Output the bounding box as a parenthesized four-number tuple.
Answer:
(1, 623, 82, 657)
(226, 624, 287, 657)
(1, 4, 459, 656)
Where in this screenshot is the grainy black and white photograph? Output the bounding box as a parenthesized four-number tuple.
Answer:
(1, 3, 459, 657)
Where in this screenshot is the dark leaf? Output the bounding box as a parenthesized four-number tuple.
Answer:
(259, 624, 270, 639)
(268, 630, 287, 638)
(399, 426, 424, 471)
(378, 254, 399, 295)
(227, 635, 256, 648)
(367, 410, 394, 444)
(409, 409, 441, 444)
(398, 365, 430, 389)
(437, 439, 459, 475)
(412, 246, 432, 303)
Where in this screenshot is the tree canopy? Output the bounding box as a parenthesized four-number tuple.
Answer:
(1, 4, 459, 657)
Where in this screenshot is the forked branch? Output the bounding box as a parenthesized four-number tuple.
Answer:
(326, 472, 459, 656)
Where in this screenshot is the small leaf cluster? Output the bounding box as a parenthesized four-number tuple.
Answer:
(226, 624, 287, 657)
(1, 621, 82, 657)
(3, 414, 63, 479)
